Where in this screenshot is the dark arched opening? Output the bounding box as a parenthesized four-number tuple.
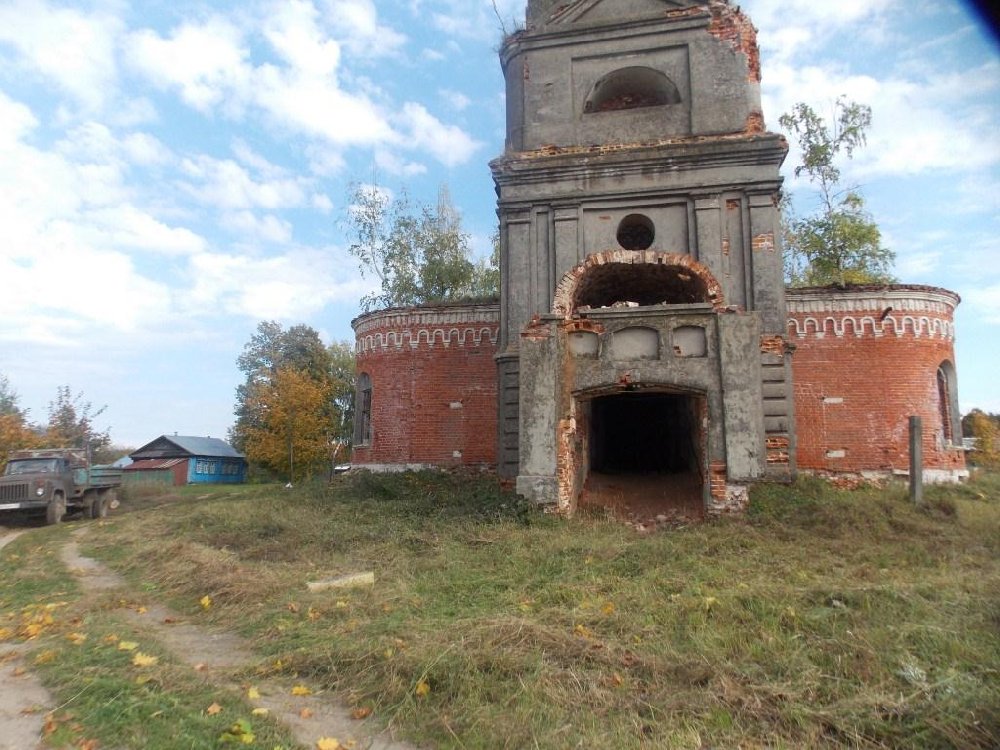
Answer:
(574, 263, 710, 310)
(584, 66, 681, 113)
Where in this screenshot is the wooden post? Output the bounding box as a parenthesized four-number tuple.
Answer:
(909, 416, 923, 506)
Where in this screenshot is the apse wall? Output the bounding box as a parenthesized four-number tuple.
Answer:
(351, 303, 500, 471)
(787, 285, 967, 482)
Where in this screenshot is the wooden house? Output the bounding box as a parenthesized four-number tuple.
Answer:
(124, 435, 246, 487)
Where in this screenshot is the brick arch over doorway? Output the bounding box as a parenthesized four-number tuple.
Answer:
(551, 251, 726, 317)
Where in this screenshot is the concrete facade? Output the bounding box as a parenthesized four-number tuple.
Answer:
(491, 0, 792, 512)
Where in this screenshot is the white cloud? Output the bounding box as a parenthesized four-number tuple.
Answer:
(0, 0, 122, 111)
(221, 210, 294, 244)
(439, 88, 471, 111)
(323, 0, 407, 57)
(184, 248, 367, 320)
(128, 17, 250, 113)
(396, 102, 481, 167)
(179, 155, 309, 211)
(964, 283, 1000, 325)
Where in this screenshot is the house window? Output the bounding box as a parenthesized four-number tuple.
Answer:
(355, 373, 372, 446)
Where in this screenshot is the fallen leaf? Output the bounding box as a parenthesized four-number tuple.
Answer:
(414, 680, 430, 698)
(78, 740, 100, 750)
(601, 602, 616, 615)
(102, 634, 119, 645)
(13, 666, 27, 677)
(135, 606, 147, 615)
(117, 641, 139, 652)
(34, 650, 57, 665)
(299, 708, 314, 719)
(163, 617, 179, 624)
(316, 738, 341, 750)
(291, 685, 312, 696)
(206, 703, 223, 716)
(200, 595, 212, 610)
(0, 627, 14, 640)
(351, 706, 372, 720)
(251, 707, 269, 716)
(67, 632, 87, 645)
(286, 602, 300, 613)
(247, 686, 260, 700)
(194, 663, 208, 672)
(335, 600, 348, 609)
(43, 714, 58, 736)
(132, 652, 158, 667)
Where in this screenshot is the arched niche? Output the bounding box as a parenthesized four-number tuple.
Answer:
(584, 66, 681, 114)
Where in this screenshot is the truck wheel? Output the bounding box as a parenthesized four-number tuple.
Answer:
(90, 493, 108, 519)
(46, 494, 66, 525)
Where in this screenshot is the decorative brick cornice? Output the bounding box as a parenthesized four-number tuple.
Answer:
(354, 303, 500, 353)
(786, 285, 959, 342)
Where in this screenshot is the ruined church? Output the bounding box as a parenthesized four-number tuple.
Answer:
(351, 0, 967, 516)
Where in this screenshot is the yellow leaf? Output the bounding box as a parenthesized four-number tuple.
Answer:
(0, 627, 14, 640)
(307, 607, 321, 621)
(117, 641, 139, 651)
(240, 731, 255, 744)
(33, 650, 57, 665)
(136, 606, 147, 615)
(414, 680, 430, 698)
(574, 623, 592, 639)
(703, 596, 718, 611)
(335, 600, 348, 609)
(601, 602, 616, 615)
(206, 702, 223, 716)
(251, 707, 269, 716)
(132, 652, 158, 667)
(291, 685, 312, 696)
(102, 634, 119, 644)
(66, 632, 87, 645)
(299, 708, 314, 719)
(200, 596, 212, 610)
(316, 738, 341, 750)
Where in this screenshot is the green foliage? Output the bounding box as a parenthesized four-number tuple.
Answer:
(348, 183, 499, 311)
(963, 409, 1000, 468)
(230, 322, 355, 476)
(780, 98, 896, 286)
(45, 385, 111, 456)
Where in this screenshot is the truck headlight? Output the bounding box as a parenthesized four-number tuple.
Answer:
(36, 487, 45, 496)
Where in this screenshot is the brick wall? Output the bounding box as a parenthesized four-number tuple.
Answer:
(788, 286, 966, 477)
(351, 304, 500, 469)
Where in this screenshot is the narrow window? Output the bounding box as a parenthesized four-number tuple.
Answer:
(937, 363, 957, 445)
(355, 373, 373, 446)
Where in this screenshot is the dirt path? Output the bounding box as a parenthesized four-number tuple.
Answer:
(0, 528, 52, 750)
(1, 526, 416, 750)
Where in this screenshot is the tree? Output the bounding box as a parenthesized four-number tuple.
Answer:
(231, 322, 355, 476)
(45, 386, 111, 457)
(348, 183, 499, 311)
(779, 98, 896, 286)
(0, 375, 37, 470)
(242, 367, 334, 482)
(327, 341, 356, 455)
(962, 409, 999, 468)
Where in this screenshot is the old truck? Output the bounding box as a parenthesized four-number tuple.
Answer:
(0, 449, 122, 524)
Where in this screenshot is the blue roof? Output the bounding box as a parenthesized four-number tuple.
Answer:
(131, 435, 244, 460)
(167, 436, 244, 458)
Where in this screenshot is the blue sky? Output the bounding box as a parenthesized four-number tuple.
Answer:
(0, 0, 997, 448)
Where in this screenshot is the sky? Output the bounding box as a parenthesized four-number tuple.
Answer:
(0, 0, 997, 449)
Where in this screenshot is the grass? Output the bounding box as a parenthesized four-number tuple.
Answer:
(2, 470, 998, 748)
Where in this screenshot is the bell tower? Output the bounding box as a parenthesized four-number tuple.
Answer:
(492, 0, 793, 513)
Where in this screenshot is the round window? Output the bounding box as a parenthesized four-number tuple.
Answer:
(616, 214, 655, 250)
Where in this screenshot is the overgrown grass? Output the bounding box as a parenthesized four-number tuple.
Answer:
(5, 471, 999, 748)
